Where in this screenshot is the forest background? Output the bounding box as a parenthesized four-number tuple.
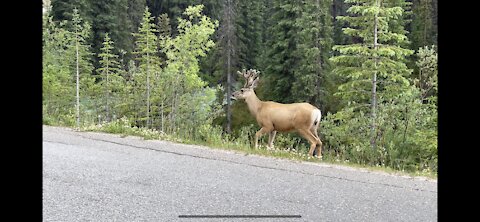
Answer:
(42, 0, 438, 176)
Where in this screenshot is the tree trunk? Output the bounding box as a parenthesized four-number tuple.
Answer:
(106, 62, 110, 122)
(226, 41, 232, 134)
(225, 0, 233, 134)
(171, 73, 180, 134)
(314, 0, 322, 106)
(370, 0, 379, 150)
(173, 89, 178, 134)
(75, 32, 80, 128)
(146, 41, 150, 128)
(161, 98, 164, 132)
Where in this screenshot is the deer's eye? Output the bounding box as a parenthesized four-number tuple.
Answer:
(240, 89, 244, 92)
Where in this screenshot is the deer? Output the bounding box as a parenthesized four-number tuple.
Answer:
(231, 69, 323, 158)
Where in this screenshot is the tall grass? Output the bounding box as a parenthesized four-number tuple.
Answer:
(44, 113, 436, 178)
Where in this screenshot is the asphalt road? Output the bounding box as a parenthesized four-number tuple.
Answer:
(43, 125, 437, 221)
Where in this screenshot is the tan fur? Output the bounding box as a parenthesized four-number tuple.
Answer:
(232, 70, 323, 157)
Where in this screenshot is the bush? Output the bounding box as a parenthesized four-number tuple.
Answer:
(197, 124, 224, 145)
(103, 117, 131, 134)
(43, 111, 76, 127)
(321, 90, 437, 174)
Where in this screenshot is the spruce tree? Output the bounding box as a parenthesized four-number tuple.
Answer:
(132, 7, 160, 128)
(409, 0, 437, 50)
(332, 0, 351, 46)
(90, 0, 132, 70)
(126, 0, 147, 66)
(291, 0, 334, 109)
(51, 0, 92, 25)
(261, 0, 301, 103)
(415, 45, 437, 102)
(236, 0, 264, 69)
(219, 0, 237, 134)
(69, 8, 94, 127)
(97, 33, 123, 122)
(330, 0, 414, 149)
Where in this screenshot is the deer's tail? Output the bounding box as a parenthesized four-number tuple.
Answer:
(312, 109, 321, 126)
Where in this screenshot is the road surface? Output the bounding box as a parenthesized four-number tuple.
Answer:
(43, 125, 437, 221)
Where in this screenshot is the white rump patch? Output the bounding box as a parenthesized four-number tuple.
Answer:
(311, 109, 321, 125)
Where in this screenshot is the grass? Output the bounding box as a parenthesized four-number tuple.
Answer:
(76, 118, 437, 180)
(198, 141, 436, 180)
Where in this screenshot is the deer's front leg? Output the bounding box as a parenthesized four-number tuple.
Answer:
(267, 131, 277, 150)
(255, 127, 271, 149)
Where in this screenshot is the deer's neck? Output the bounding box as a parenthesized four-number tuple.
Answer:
(245, 91, 262, 118)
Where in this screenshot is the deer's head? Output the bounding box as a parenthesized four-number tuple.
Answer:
(232, 69, 260, 100)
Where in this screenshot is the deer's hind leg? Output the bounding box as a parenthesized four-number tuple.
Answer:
(299, 129, 322, 158)
(310, 125, 323, 158)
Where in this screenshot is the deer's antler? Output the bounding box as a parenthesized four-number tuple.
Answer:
(237, 69, 260, 88)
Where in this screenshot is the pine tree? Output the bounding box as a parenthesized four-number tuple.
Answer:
(146, 0, 193, 36)
(221, 0, 237, 134)
(236, 0, 264, 69)
(409, 0, 437, 50)
(199, 0, 265, 133)
(415, 45, 437, 102)
(97, 33, 123, 122)
(124, 0, 147, 69)
(330, 0, 414, 149)
(291, 0, 334, 109)
(332, 0, 351, 46)
(261, 0, 301, 103)
(51, 0, 92, 25)
(157, 13, 172, 39)
(90, 0, 131, 70)
(132, 7, 160, 128)
(69, 8, 95, 127)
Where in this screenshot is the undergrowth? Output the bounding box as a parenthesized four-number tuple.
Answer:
(73, 117, 437, 179)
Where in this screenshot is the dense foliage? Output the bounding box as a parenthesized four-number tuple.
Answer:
(43, 0, 437, 174)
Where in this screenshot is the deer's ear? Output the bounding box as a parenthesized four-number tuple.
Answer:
(250, 77, 259, 89)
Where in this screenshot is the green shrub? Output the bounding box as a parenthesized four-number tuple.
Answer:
(197, 124, 224, 145)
